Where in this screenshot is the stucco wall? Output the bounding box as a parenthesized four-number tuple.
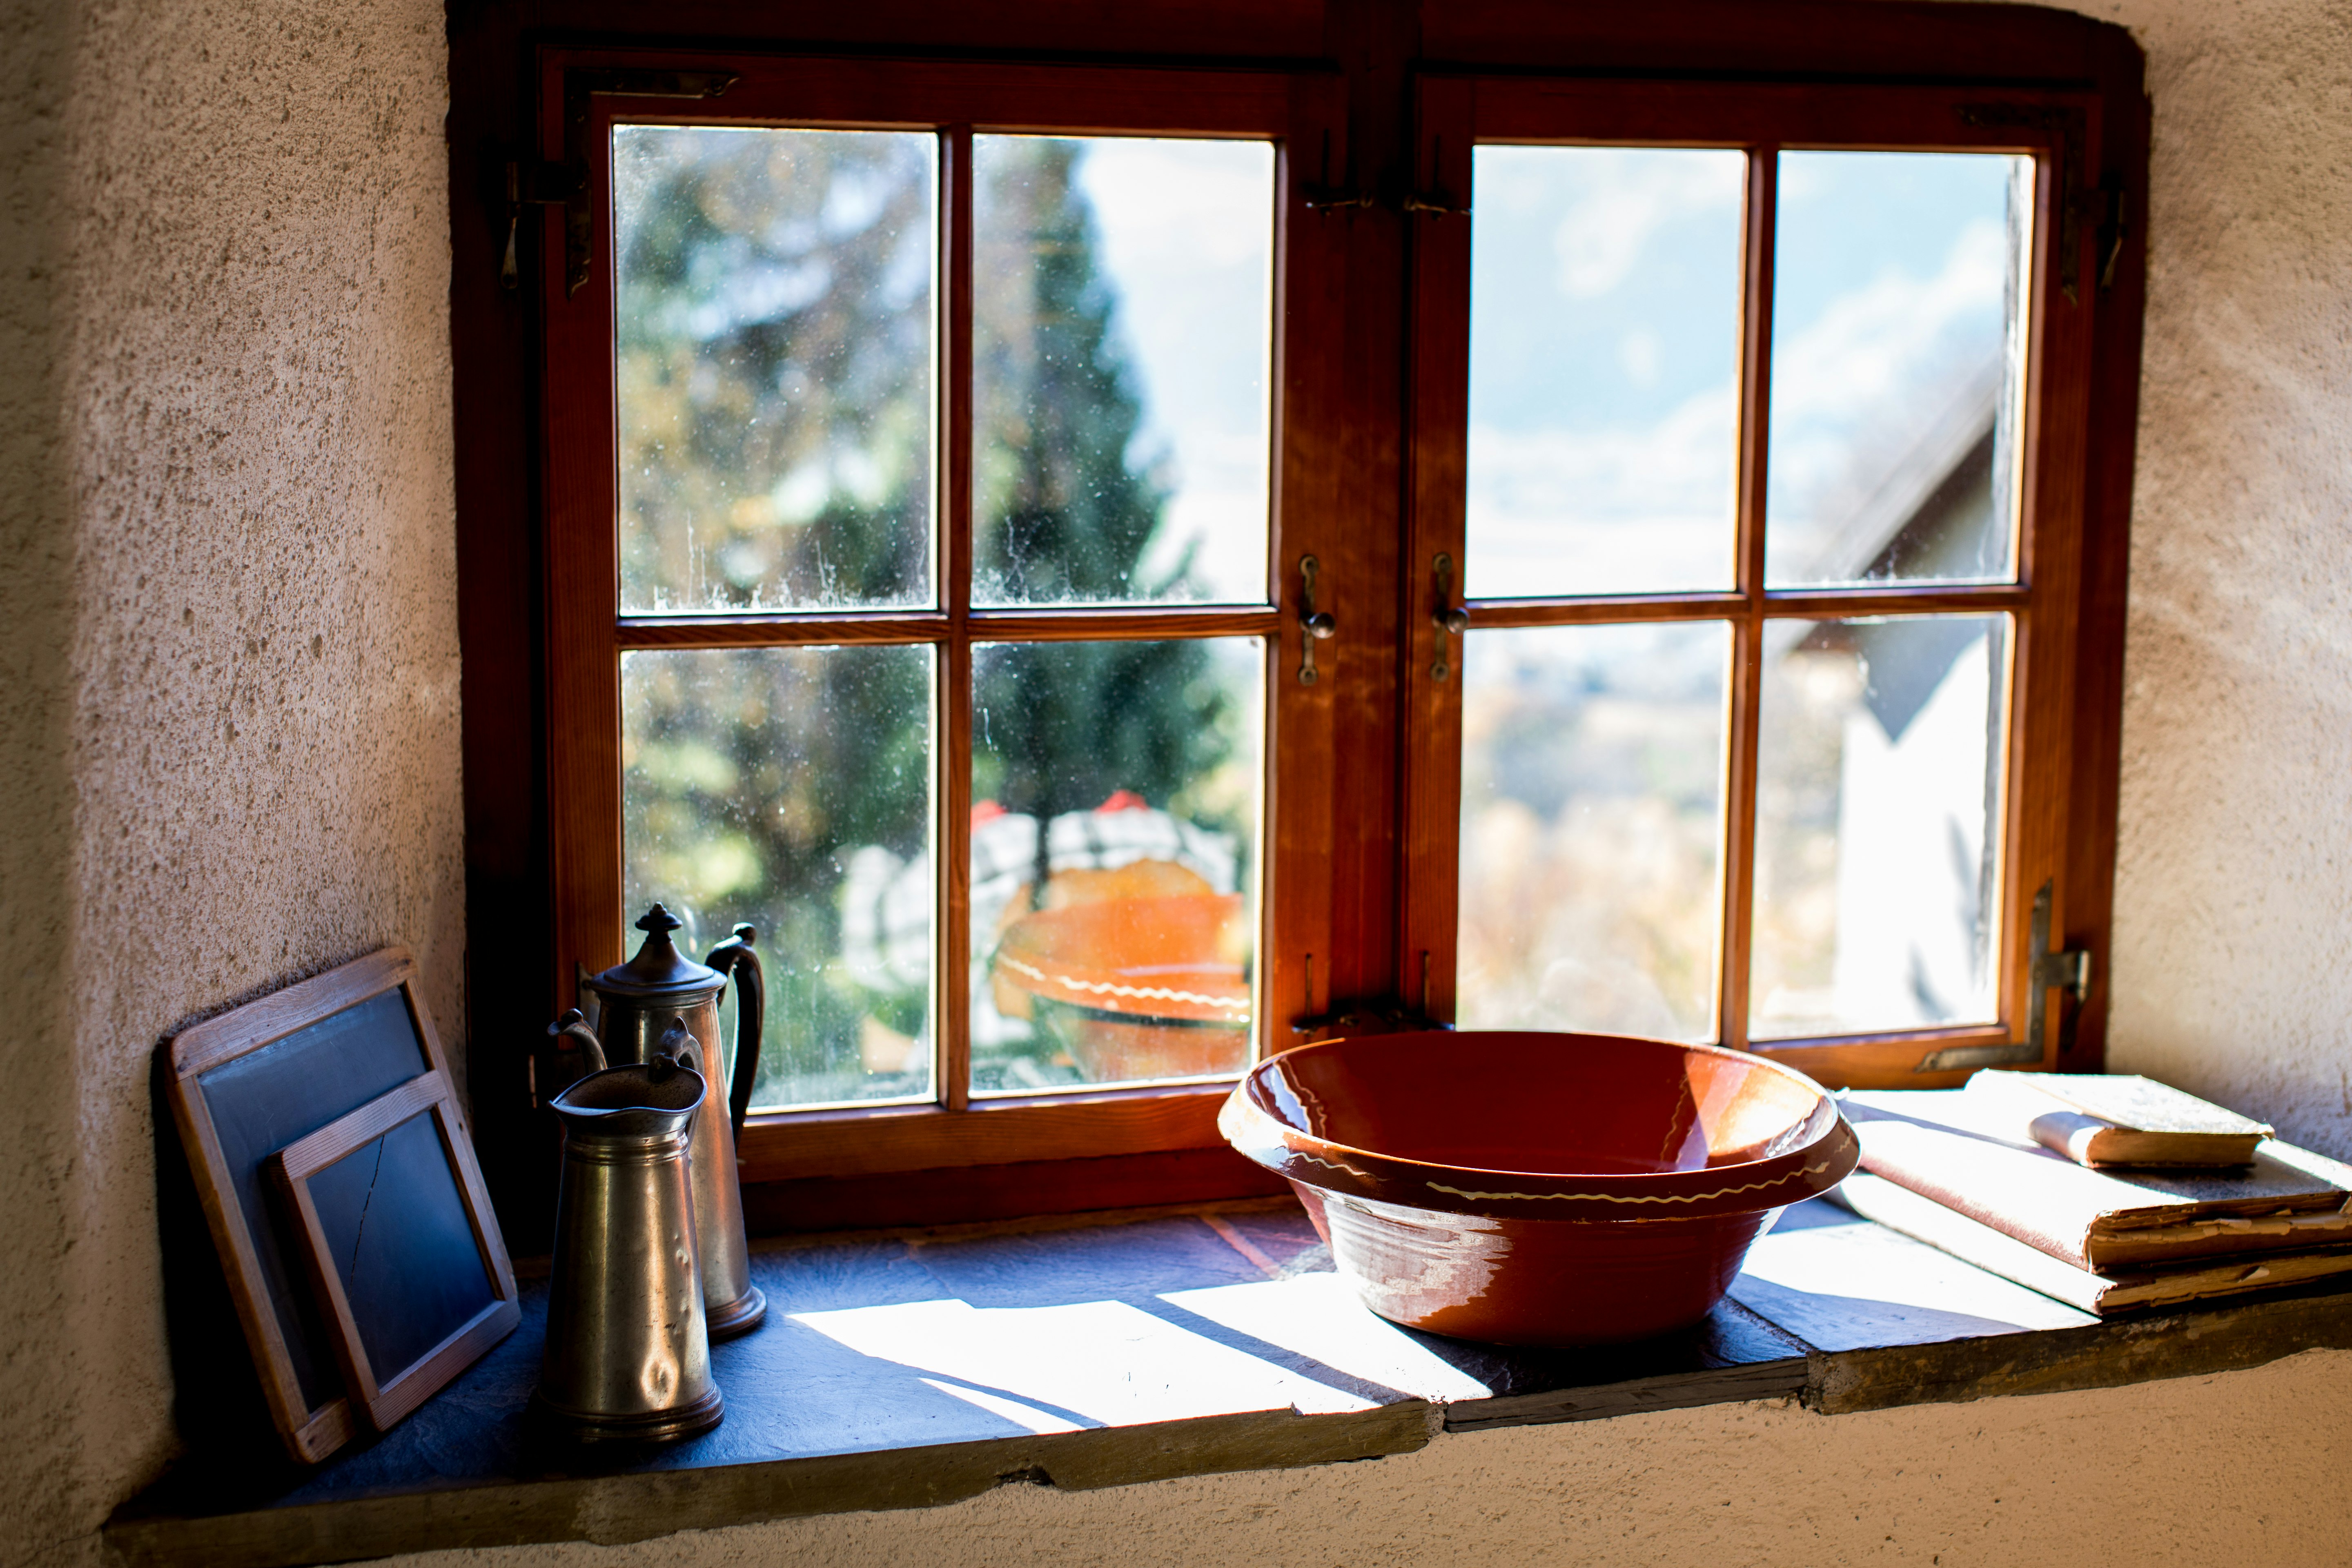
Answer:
(419, 1348, 2352, 1567)
(2097, 0, 2352, 1161)
(4, 0, 2352, 1563)
(0, 0, 460, 1558)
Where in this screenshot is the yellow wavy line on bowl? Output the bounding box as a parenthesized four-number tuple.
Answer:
(1289, 1150, 1374, 1180)
(1423, 1159, 1837, 1206)
(995, 953, 1251, 1016)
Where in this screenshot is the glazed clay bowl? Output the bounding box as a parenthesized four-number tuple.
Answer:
(995, 894, 1251, 1082)
(1219, 1031, 1858, 1346)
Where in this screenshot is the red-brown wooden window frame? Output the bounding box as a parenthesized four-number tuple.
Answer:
(521, 38, 2139, 1225)
(1401, 78, 2105, 1089)
(534, 49, 1353, 1190)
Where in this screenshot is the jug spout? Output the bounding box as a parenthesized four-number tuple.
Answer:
(547, 1009, 606, 1074)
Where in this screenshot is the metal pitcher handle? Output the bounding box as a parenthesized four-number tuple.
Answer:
(704, 924, 764, 1137)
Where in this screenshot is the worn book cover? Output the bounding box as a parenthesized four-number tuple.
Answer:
(1962, 1071, 2273, 1168)
(1826, 1170, 2352, 1316)
(1838, 1088, 2352, 1270)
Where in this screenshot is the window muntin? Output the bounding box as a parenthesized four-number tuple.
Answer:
(1447, 141, 2034, 1054)
(1408, 76, 2081, 1076)
(606, 113, 1281, 1115)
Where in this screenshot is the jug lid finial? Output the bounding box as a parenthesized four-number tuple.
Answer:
(584, 902, 721, 999)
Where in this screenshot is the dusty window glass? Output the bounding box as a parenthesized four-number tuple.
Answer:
(966, 637, 1263, 1092)
(1749, 614, 2009, 1038)
(1457, 622, 1728, 1041)
(1466, 146, 1745, 599)
(1765, 152, 2032, 588)
(614, 126, 936, 613)
(973, 136, 1273, 607)
(622, 645, 935, 1109)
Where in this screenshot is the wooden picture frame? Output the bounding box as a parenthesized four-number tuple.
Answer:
(163, 948, 471, 1463)
(269, 1071, 521, 1432)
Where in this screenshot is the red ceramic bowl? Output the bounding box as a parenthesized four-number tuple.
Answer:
(1219, 1031, 1858, 1346)
(994, 894, 1252, 1082)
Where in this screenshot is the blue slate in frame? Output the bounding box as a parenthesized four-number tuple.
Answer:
(163, 948, 470, 1463)
(270, 1071, 519, 1434)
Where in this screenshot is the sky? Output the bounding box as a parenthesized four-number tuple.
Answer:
(1465, 145, 2027, 603)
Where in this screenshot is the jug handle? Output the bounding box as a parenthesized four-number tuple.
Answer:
(704, 924, 764, 1138)
(547, 1009, 606, 1073)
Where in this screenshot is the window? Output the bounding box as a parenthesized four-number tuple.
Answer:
(509, 32, 2138, 1227)
(1399, 78, 2115, 1091)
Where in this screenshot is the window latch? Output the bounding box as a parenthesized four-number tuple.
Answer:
(1430, 554, 1469, 681)
(1912, 880, 2091, 1074)
(1296, 555, 1337, 685)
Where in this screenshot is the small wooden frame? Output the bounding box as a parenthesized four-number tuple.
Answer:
(269, 1071, 520, 1432)
(163, 948, 492, 1463)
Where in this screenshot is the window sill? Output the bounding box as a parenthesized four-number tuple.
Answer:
(109, 1197, 2352, 1568)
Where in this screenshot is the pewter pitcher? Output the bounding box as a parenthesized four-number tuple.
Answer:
(536, 1051, 722, 1444)
(547, 903, 766, 1337)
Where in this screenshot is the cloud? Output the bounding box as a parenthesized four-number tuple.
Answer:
(1498, 149, 1744, 300)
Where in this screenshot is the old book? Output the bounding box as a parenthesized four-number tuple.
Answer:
(1838, 1088, 2352, 1271)
(1963, 1071, 2272, 1167)
(1826, 1171, 2352, 1316)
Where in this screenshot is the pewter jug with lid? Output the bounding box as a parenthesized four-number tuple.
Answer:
(548, 904, 766, 1336)
(535, 1046, 721, 1443)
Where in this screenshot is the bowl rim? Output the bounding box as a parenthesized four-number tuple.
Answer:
(1220, 1030, 1859, 1223)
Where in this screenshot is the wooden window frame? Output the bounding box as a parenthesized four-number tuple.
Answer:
(1401, 77, 2108, 1089)
(468, 6, 2146, 1237)
(534, 49, 1351, 1203)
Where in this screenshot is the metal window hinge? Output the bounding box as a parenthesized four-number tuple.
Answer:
(531, 67, 739, 296)
(1956, 102, 2094, 304)
(501, 160, 586, 290)
(1913, 880, 2091, 1074)
(2083, 174, 2129, 292)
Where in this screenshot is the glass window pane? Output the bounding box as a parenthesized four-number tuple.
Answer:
(614, 127, 936, 613)
(1466, 146, 1745, 599)
(973, 136, 1273, 607)
(1765, 152, 2032, 588)
(1749, 615, 2009, 1038)
(623, 645, 935, 1109)
(970, 638, 1263, 1091)
(1457, 622, 1728, 1041)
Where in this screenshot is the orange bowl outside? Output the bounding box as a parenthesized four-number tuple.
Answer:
(1220, 1031, 1857, 1346)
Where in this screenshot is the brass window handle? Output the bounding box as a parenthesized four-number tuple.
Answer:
(1431, 553, 1468, 680)
(1298, 555, 1337, 685)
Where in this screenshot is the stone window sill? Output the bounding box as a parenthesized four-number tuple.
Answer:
(108, 1197, 2352, 1567)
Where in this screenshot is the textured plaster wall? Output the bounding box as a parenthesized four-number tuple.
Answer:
(2085, 0, 2352, 1161)
(419, 1350, 2352, 1567)
(0, 0, 459, 1559)
(3, 0, 2351, 1564)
